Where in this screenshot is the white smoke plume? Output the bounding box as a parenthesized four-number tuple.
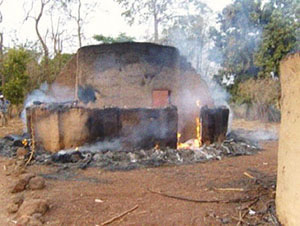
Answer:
(21, 82, 75, 127)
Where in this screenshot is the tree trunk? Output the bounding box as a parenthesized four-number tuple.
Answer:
(0, 33, 4, 89)
(154, 17, 159, 43)
(77, 0, 82, 47)
(36, 0, 50, 82)
(153, 0, 159, 43)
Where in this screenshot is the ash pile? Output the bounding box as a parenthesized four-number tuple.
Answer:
(0, 130, 262, 171)
(0, 104, 278, 171)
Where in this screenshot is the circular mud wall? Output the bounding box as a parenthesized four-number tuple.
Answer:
(75, 42, 212, 140)
(276, 52, 300, 226)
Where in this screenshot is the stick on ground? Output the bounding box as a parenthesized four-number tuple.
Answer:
(243, 172, 255, 179)
(148, 188, 257, 204)
(101, 204, 138, 226)
(214, 187, 245, 192)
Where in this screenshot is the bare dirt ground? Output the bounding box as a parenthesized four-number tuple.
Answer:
(0, 118, 279, 225)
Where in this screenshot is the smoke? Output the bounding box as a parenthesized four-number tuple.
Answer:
(202, 74, 230, 107)
(231, 128, 278, 143)
(164, 18, 232, 133)
(21, 82, 75, 126)
(60, 139, 122, 153)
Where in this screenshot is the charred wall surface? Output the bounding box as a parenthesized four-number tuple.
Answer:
(51, 42, 213, 141)
(76, 42, 181, 108)
(26, 103, 178, 152)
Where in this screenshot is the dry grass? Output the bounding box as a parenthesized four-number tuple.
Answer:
(0, 117, 24, 137)
(231, 119, 280, 132)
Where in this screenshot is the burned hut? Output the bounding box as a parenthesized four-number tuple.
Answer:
(27, 42, 223, 152)
(54, 43, 213, 135)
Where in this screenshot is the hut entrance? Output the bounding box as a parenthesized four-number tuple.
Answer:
(152, 90, 170, 107)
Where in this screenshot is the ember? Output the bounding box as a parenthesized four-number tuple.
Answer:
(177, 105, 229, 150)
(0, 129, 261, 171)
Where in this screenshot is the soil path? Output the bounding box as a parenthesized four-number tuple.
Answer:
(0, 118, 278, 225)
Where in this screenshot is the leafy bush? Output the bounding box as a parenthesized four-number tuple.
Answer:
(237, 78, 281, 121)
(1, 48, 31, 105)
(3, 75, 28, 105)
(238, 78, 280, 106)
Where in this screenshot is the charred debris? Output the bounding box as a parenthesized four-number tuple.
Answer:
(0, 104, 263, 171)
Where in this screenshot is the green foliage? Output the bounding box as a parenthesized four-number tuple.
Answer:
(93, 33, 135, 44)
(49, 53, 73, 82)
(255, 0, 299, 78)
(115, 0, 175, 42)
(238, 78, 280, 106)
(209, 0, 262, 85)
(210, 0, 299, 103)
(3, 76, 28, 105)
(1, 48, 31, 105)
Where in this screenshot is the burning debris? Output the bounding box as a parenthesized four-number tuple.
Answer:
(177, 105, 230, 149)
(0, 95, 261, 171)
(0, 128, 261, 171)
(0, 43, 267, 171)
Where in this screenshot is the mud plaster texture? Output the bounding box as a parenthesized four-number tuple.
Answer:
(26, 105, 178, 152)
(52, 42, 213, 141)
(276, 52, 300, 226)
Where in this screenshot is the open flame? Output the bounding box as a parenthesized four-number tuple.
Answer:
(177, 100, 202, 150)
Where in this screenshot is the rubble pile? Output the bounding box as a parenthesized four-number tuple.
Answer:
(0, 130, 262, 171)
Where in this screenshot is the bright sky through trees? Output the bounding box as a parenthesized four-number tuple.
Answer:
(0, 0, 232, 52)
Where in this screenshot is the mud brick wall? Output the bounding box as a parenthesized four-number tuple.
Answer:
(276, 52, 300, 225)
(52, 42, 213, 141)
(26, 104, 178, 152)
(200, 106, 229, 145)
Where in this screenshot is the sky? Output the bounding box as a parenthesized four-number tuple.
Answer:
(0, 0, 232, 53)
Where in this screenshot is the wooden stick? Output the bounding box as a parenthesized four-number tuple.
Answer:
(148, 188, 257, 204)
(243, 172, 255, 179)
(241, 197, 260, 211)
(101, 205, 138, 226)
(236, 198, 260, 226)
(25, 110, 36, 167)
(214, 187, 245, 192)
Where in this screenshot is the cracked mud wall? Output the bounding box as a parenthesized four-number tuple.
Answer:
(276, 52, 300, 226)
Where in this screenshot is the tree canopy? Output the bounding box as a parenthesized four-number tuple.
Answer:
(209, 0, 299, 102)
(254, 0, 299, 78)
(93, 33, 135, 44)
(1, 48, 31, 105)
(115, 0, 175, 42)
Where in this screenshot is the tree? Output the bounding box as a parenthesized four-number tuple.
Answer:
(161, 0, 212, 74)
(48, 53, 73, 83)
(24, 0, 51, 82)
(50, 11, 65, 56)
(60, 0, 98, 48)
(1, 48, 31, 105)
(209, 0, 263, 100)
(254, 0, 299, 78)
(0, 0, 4, 89)
(115, 0, 175, 43)
(23, 0, 75, 85)
(93, 33, 135, 44)
(208, 0, 298, 110)
(238, 77, 280, 121)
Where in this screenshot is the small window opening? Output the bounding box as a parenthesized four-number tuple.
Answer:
(152, 90, 171, 107)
